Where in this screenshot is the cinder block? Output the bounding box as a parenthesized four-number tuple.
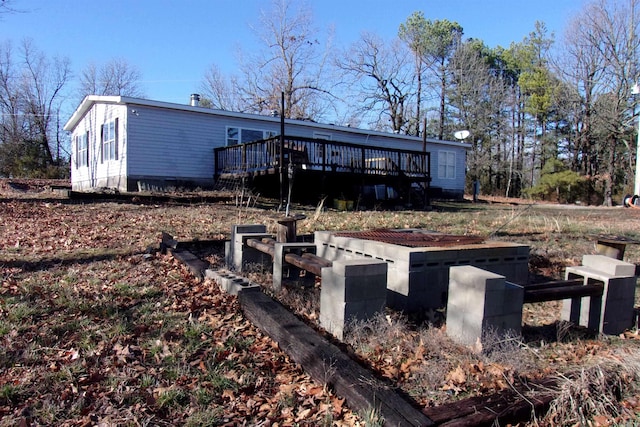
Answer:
(319, 260, 387, 341)
(582, 255, 636, 277)
(233, 224, 267, 235)
(272, 242, 317, 292)
(563, 262, 637, 335)
(447, 266, 523, 347)
(332, 259, 388, 277)
(604, 277, 636, 300)
(205, 269, 260, 295)
(321, 262, 387, 302)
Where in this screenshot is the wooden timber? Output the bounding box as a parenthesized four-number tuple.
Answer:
(523, 280, 604, 304)
(239, 290, 434, 427)
(423, 377, 557, 427)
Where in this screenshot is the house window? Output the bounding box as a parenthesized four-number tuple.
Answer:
(241, 129, 264, 144)
(314, 132, 332, 140)
(438, 151, 456, 179)
(75, 132, 89, 168)
(227, 127, 239, 146)
(226, 127, 276, 146)
(101, 119, 118, 162)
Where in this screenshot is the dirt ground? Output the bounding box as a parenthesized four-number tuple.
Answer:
(1, 179, 640, 425)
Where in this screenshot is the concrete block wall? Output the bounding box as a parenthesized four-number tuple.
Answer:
(446, 265, 524, 346)
(320, 259, 387, 341)
(563, 255, 637, 335)
(315, 230, 529, 313)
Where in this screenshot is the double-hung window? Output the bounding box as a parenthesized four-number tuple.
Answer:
(438, 150, 456, 179)
(75, 132, 89, 168)
(101, 119, 118, 162)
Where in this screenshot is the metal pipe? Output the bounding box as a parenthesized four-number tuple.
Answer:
(635, 113, 640, 197)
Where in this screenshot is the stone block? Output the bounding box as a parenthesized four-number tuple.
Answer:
(319, 260, 387, 341)
(447, 266, 523, 347)
(582, 254, 635, 277)
(205, 269, 260, 295)
(563, 263, 637, 335)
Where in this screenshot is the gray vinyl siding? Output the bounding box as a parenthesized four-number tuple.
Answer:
(66, 96, 469, 194)
(126, 106, 219, 180)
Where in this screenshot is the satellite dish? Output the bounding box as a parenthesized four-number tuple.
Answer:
(453, 130, 470, 140)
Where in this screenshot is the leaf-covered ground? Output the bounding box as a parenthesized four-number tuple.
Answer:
(1, 180, 640, 426)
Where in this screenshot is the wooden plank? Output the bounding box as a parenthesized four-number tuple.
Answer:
(524, 279, 583, 291)
(523, 283, 603, 304)
(170, 249, 210, 280)
(424, 378, 556, 426)
(246, 238, 275, 258)
(238, 290, 434, 427)
(301, 252, 333, 268)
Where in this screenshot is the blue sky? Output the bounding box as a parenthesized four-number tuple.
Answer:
(1, 0, 585, 115)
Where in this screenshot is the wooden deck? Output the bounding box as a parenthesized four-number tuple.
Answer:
(214, 136, 432, 207)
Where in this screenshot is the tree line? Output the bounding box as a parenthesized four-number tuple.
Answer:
(1, 0, 639, 205)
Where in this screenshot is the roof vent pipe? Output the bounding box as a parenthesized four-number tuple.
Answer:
(190, 94, 200, 107)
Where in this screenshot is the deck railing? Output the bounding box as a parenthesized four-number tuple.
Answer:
(215, 136, 430, 180)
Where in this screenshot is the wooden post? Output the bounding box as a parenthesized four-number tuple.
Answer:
(276, 216, 298, 243)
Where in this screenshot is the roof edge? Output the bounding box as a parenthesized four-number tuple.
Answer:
(63, 95, 472, 149)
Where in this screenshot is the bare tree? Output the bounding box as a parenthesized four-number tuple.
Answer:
(399, 11, 429, 135)
(78, 58, 145, 99)
(336, 32, 414, 133)
(0, 39, 71, 177)
(0, 0, 19, 16)
(229, 0, 333, 119)
(200, 64, 243, 111)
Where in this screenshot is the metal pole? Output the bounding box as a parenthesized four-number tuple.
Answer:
(635, 115, 640, 197)
(280, 92, 285, 209)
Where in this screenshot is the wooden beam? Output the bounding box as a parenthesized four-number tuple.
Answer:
(239, 290, 434, 426)
(524, 283, 603, 304)
(523, 279, 584, 291)
(424, 378, 557, 426)
(170, 250, 210, 280)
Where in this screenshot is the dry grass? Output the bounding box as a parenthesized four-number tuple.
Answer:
(2, 182, 640, 425)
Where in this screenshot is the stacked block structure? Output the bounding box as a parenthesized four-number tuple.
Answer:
(446, 255, 638, 346)
(229, 224, 272, 271)
(320, 259, 388, 340)
(272, 242, 317, 292)
(315, 230, 529, 312)
(562, 254, 637, 335)
(446, 266, 524, 346)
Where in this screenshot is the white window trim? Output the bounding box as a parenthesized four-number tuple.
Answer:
(101, 119, 118, 162)
(314, 132, 332, 140)
(226, 126, 276, 146)
(438, 150, 456, 180)
(75, 132, 88, 168)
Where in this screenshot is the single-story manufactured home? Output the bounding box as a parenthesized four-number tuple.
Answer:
(64, 95, 470, 203)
